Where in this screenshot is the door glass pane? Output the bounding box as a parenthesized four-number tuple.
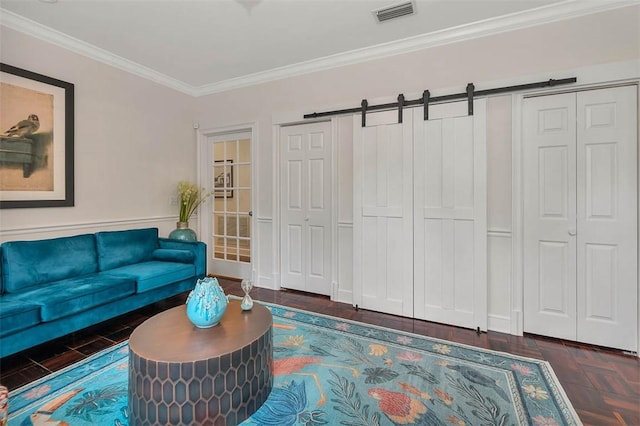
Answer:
(239, 139, 250, 163)
(226, 195, 239, 213)
(239, 237, 250, 262)
(226, 215, 239, 237)
(214, 236, 225, 259)
(237, 214, 251, 238)
(236, 164, 251, 188)
(236, 189, 250, 215)
(226, 238, 238, 261)
(213, 213, 225, 234)
(225, 140, 236, 162)
(214, 160, 233, 200)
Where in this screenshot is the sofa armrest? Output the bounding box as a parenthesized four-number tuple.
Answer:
(158, 238, 206, 277)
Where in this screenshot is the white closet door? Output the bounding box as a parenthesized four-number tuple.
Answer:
(280, 122, 332, 295)
(353, 111, 414, 316)
(576, 86, 637, 351)
(413, 101, 488, 330)
(523, 86, 637, 351)
(523, 93, 578, 340)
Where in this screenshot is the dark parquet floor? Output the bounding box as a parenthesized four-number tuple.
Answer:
(1, 277, 638, 425)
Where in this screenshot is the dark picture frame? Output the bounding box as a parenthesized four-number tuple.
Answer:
(0, 63, 74, 208)
(214, 159, 233, 199)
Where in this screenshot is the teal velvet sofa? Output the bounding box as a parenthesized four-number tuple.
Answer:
(0, 227, 206, 358)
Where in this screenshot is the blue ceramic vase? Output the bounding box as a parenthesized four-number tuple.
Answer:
(169, 221, 197, 241)
(185, 277, 228, 328)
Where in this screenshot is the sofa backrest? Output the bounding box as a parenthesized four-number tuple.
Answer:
(1, 234, 99, 293)
(95, 228, 159, 271)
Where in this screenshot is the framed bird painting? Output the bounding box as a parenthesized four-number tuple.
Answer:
(0, 63, 74, 208)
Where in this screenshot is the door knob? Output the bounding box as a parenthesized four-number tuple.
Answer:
(568, 229, 576, 236)
(305, 216, 309, 222)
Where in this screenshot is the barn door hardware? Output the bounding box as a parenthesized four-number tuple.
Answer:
(397, 93, 405, 123)
(423, 90, 430, 121)
(303, 77, 577, 127)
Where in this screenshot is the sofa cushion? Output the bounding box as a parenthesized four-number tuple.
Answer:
(152, 249, 195, 264)
(96, 228, 159, 271)
(0, 298, 41, 337)
(102, 261, 195, 293)
(1, 234, 98, 293)
(12, 274, 136, 322)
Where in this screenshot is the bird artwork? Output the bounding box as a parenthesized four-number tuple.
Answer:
(397, 381, 433, 403)
(368, 387, 447, 426)
(442, 361, 511, 402)
(3, 114, 40, 138)
(20, 388, 83, 426)
(249, 380, 317, 426)
(274, 356, 360, 407)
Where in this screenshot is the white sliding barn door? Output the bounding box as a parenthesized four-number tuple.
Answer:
(523, 86, 637, 351)
(413, 101, 488, 331)
(353, 111, 414, 316)
(280, 122, 332, 296)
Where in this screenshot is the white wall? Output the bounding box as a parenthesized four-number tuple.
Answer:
(486, 95, 513, 332)
(0, 27, 196, 242)
(192, 6, 639, 331)
(335, 116, 354, 303)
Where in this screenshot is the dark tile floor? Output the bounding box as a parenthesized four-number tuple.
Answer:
(1, 277, 638, 425)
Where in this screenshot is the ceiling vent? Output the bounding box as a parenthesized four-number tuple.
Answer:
(373, 1, 416, 23)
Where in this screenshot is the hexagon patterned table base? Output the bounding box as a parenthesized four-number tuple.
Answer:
(128, 301, 273, 425)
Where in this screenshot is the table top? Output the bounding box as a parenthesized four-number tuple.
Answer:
(129, 300, 272, 363)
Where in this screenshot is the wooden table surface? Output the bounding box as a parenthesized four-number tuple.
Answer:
(129, 300, 272, 362)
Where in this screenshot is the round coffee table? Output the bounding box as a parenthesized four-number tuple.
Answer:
(128, 300, 273, 425)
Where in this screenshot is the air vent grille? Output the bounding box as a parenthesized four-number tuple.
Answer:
(374, 1, 415, 23)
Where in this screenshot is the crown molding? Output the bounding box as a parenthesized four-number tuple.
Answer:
(0, 8, 199, 96)
(2, 0, 638, 97)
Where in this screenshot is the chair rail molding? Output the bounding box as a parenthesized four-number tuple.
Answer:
(0, 215, 176, 241)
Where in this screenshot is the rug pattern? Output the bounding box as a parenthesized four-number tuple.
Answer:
(9, 302, 581, 425)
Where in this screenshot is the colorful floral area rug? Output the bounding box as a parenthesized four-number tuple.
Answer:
(9, 302, 581, 425)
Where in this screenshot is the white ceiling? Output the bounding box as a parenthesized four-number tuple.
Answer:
(0, 0, 635, 95)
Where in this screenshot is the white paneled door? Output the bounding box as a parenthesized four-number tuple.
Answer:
(523, 93, 578, 340)
(205, 132, 253, 280)
(280, 122, 332, 296)
(413, 102, 487, 331)
(353, 111, 414, 317)
(523, 86, 638, 351)
(353, 103, 487, 325)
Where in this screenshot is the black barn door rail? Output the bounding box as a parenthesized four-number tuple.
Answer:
(303, 77, 577, 127)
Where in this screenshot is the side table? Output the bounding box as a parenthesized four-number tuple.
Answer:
(128, 300, 273, 425)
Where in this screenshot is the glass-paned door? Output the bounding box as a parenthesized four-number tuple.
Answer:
(205, 131, 252, 279)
